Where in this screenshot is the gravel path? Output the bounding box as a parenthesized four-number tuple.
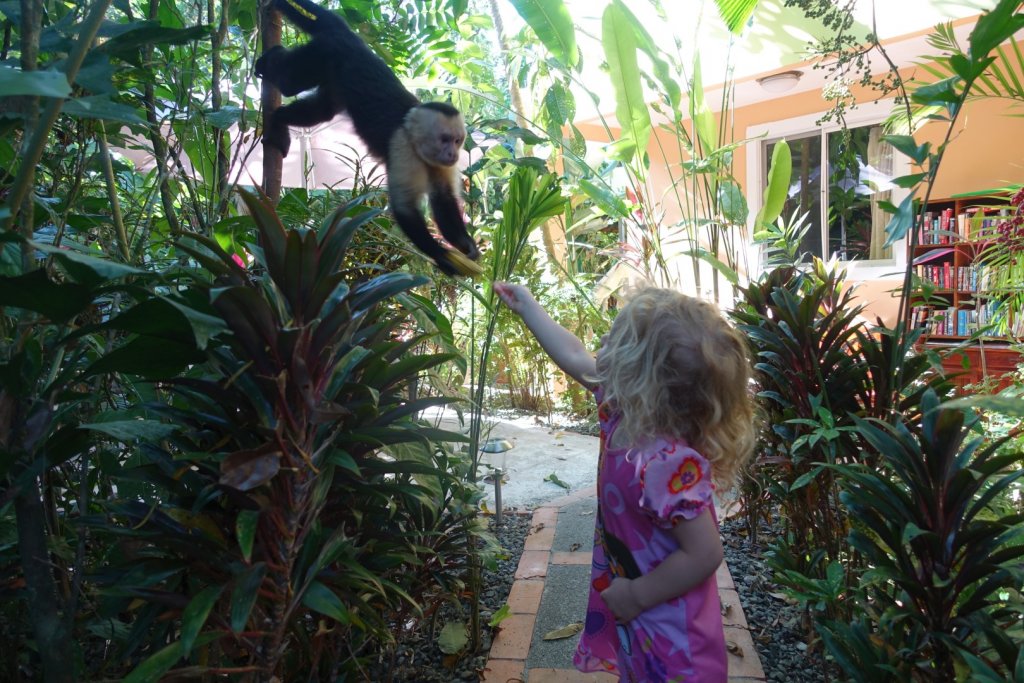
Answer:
(720, 517, 831, 682)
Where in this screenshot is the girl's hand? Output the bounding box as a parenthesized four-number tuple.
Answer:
(493, 281, 535, 315)
(600, 578, 644, 623)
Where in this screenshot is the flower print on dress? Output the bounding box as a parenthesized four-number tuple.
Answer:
(668, 455, 703, 494)
(638, 446, 713, 528)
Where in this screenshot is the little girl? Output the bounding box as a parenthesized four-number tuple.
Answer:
(494, 282, 755, 683)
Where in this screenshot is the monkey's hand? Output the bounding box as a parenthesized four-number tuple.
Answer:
(438, 250, 484, 278)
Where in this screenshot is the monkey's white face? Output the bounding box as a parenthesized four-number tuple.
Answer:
(407, 108, 466, 168)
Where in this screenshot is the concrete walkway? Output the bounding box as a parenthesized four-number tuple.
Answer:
(481, 487, 767, 682)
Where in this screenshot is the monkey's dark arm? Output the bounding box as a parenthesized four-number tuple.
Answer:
(428, 182, 478, 260)
(391, 205, 460, 276)
(262, 93, 335, 156)
(255, 44, 327, 96)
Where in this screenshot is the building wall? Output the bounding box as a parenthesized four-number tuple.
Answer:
(579, 30, 1023, 325)
(575, 28, 1024, 325)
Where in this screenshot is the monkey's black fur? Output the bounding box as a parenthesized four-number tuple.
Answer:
(255, 0, 480, 275)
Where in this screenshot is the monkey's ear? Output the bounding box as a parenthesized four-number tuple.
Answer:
(439, 250, 484, 278)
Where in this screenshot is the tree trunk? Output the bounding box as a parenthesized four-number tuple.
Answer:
(15, 477, 74, 683)
(260, 2, 283, 202)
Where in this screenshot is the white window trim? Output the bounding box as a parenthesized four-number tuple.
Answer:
(745, 101, 910, 280)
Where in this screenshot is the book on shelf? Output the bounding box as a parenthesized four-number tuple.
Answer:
(915, 205, 1011, 244)
(909, 302, 1004, 337)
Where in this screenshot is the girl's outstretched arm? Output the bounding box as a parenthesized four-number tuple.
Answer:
(494, 281, 597, 389)
(600, 510, 724, 622)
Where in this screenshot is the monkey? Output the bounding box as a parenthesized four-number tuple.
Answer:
(254, 0, 482, 277)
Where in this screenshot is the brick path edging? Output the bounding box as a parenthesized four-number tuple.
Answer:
(480, 486, 767, 682)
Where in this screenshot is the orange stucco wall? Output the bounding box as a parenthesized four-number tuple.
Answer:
(579, 32, 1024, 326)
(728, 73, 1024, 325)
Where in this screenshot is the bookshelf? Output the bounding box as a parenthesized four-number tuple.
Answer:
(908, 192, 1021, 391)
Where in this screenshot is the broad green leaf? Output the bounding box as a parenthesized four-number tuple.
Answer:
(790, 469, 818, 491)
(80, 419, 179, 441)
(579, 178, 629, 218)
(883, 135, 930, 164)
(969, 0, 1024, 62)
(883, 192, 917, 246)
(682, 248, 739, 286)
(84, 337, 205, 379)
(301, 580, 350, 624)
(206, 105, 243, 129)
(891, 172, 928, 189)
(0, 269, 94, 322)
(165, 299, 226, 350)
(349, 272, 429, 312)
(508, 0, 578, 68)
(30, 240, 145, 282)
(488, 603, 512, 627)
(236, 510, 259, 563)
(719, 180, 748, 225)
(100, 298, 205, 345)
(230, 562, 267, 633)
(437, 621, 468, 654)
(62, 95, 147, 125)
(74, 55, 116, 94)
(603, 2, 650, 164)
(714, 0, 760, 34)
(0, 66, 70, 97)
(122, 633, 219, 683)
(943, 394, 1024, 417)
(95, 22, 210, 56)
(615, 2, 681, 115)
(181, 585, 224, 657)
(911, 76, 960, 105)
(755, 139, 791, 227)
(544, 472, 570, 489)
(690, 54, 717, 157)
(901, 522, 931, 545)
(121, 641, 187, 683)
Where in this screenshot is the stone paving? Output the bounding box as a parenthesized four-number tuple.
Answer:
(481, 486, 767, 683)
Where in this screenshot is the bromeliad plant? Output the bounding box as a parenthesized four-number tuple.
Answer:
(819, 391, 1024, 682)
(731, 255, 954, 648)
(89, 190, 484, 681)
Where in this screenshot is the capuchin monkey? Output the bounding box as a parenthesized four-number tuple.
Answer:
(255, 0, 481, 276)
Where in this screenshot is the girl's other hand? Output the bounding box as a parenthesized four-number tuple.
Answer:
(600, 578, 644, 623)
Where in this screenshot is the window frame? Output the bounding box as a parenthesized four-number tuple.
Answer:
(745, 103, 910, 279)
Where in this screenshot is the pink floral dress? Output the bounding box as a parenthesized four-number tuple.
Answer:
(573, 390, 727, 682)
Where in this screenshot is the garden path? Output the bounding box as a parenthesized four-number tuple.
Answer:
(424, 410, 768, 681)
(426, 409, 603, 511)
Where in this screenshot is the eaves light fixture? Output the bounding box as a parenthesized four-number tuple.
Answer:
(756, 69, 804, 94)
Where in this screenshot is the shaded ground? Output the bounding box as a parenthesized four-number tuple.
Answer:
(422, 407, 602, 511)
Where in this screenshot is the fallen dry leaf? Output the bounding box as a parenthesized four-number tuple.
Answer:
(726, 640, 744, 657)
(543, 622, 583, 640)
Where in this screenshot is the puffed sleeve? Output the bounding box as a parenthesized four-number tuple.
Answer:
(638, 443, 714, 528)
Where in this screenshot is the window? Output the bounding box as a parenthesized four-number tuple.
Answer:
(747, 107, 908, 277)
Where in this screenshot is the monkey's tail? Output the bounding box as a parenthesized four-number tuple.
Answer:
(272, 0, 342, 35)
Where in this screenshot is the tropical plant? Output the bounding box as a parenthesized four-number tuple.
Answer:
(82, 190, 485, 680)
(0, 232, 184, 681)
(732, 256, 953, 642)
(819, 391, 1024, 682)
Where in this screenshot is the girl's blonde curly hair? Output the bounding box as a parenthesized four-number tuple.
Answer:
(593, 288, 755, 491)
